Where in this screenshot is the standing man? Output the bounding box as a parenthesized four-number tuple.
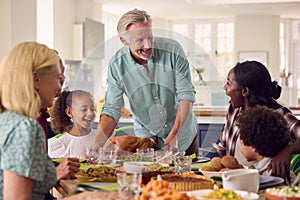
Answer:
(93, 9, 198, 155)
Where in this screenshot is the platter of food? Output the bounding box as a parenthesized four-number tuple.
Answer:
(75, 165, 117, 182)
(123, 161, 169, 173)
(158, 172, 215, 191)
(199, 155, 244, 178)
(265, 185, 300, 200)
(186, 188, 259, 200)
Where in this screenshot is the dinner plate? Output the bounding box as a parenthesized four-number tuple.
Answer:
(194, 157, 211, 163)
(259, 176, 284, 190)
(186, 189, 259, 200)
(260, 175, 274, 184)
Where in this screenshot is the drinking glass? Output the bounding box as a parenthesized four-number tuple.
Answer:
(174, 155, 192, 174)
(117, 172, 142, 196)
(154, 150, 172, 164)
(85, 147, 99, 165)
(98, 147, 117, 165)
(136, 148, 154, 162)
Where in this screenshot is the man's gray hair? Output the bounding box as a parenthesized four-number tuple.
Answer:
(117, 8, 152, 40)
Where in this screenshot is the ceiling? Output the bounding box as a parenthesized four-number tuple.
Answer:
(101, 0, 300, 20)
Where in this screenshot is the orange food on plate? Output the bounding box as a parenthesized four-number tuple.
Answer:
(135, 179, 196, 200)
(105, 135, 155, 153)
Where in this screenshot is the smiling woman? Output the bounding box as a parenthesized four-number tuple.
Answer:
(215, 60, 300, 182)
(0, 41, 60, 200)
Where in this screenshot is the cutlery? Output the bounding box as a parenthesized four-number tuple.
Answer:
(155, 151, 173, 163)
(292, 172, 300, 186)
(76, 184, 104, 191)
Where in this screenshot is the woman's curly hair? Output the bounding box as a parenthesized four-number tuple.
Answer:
(237, 105, 291, 158)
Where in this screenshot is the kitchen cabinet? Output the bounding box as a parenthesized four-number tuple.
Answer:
(197, 123, 224, 158)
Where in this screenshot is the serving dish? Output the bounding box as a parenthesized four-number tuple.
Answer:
(186, 189, 259, 200)
(265, 186, 300, 200)
(123, 161, 169, 173)
(259, 176, 284, 190)
(123, 161, 154, 173)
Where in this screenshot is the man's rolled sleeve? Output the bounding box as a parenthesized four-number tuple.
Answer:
(101, 73, 125, 122)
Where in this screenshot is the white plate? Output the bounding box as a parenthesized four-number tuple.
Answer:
(259, 176, 284, 190)
(260, 175, 274, 184)
(195, 157, 211, 163)
(186, 189, 259, 200)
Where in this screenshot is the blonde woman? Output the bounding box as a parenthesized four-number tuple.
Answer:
(0, 42, 134, 200)
(0, 42, 73, 200)
(0, 41, 136, 200)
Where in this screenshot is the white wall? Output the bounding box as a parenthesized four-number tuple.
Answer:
(235, 15, 280, 80)
(0, 0, 11, 60)
(0, 0, 37, 59)
(53, 0, 75, 60)
(37, 0, 53, 48)
(11, 0, 37, 45)
(152, 18, 169, 30)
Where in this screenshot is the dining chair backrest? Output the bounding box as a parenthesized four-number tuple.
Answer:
(291, 154, 300, 175)
(115, 125, 134, 136)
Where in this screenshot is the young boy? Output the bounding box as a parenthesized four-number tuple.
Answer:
(237, 105, 291, 175)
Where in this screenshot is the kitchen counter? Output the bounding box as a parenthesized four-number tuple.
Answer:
(118, 116, 226, 124)
(96, 106, 300, 124)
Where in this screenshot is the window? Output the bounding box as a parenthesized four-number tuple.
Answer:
(279, 22, 286, 72)
(195, 23, 211, 53)
(217, 23, 234, 81)
(171, 19, 234, 85)
(292, 20, 300, 105)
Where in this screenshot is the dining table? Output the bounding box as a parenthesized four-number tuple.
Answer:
(52, 160, 284, 200)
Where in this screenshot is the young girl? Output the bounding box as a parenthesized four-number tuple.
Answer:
(48, 90, 96, 159)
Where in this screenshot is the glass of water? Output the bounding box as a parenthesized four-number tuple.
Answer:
(98, 147, 117, 165)
(117, 172, 142, 196)
(174, 155, 192, 174)
(85, 147, 99, 165)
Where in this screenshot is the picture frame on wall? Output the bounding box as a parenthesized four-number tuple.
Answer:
(238, 51, 268, 66)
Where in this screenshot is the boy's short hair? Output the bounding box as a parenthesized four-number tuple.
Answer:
(237, 105, 291, 158)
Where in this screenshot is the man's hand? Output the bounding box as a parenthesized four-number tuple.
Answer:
(56, 158, 80, 181)
(164, 130, 178, 152)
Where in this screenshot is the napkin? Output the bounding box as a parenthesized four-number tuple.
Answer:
(192, 161, 211, 170)
(52, 158, 86, 163)
(80, 163, 121, 171)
